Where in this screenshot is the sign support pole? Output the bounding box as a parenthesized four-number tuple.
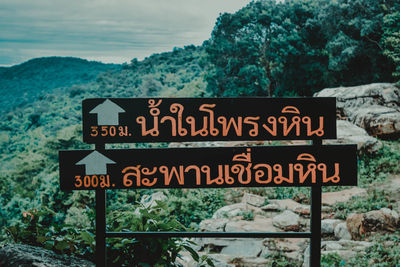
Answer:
(310, 139, 322, 267)
(95, 143, 106, 267)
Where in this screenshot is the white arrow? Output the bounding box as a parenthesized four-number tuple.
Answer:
(76, 151, 116, 175)
(89, 99, 125, 125)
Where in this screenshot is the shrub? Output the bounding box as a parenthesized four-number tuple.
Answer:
(166, 189, 226, 228)
(7, 203, 214, 266)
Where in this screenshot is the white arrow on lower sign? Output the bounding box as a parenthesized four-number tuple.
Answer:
(76, 151, 116, 175)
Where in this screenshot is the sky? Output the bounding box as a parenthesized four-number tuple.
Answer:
(0, 0, 252, 66)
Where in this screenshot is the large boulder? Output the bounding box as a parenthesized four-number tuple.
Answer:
(346, 208, 399, 240)
(0, 244, 94, 267)
(272, 210, 300, 231)
(326, 120, 382, 154)
(241, 193, 266, 207)
(321, 219, 343, 235)
(322, 187, 367, 206)
(315, 83, 400, 139)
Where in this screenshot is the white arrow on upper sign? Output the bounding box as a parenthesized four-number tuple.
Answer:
(89, 99, 125, 125)
(76, 151, 116, 175)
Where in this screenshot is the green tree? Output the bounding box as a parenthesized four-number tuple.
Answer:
(382, 11, 400, 83)
(206, 0, 397, 97)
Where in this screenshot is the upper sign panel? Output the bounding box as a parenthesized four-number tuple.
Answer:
(82, 98, 336, 143)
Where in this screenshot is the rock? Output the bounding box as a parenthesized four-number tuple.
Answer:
(314, 83, 400, 139)
(261, 203, 280, 211)
(272, 210, 300, 230)
(242, 193, 266, 207)
(0, 244, 94, 267)
(346, 209, 399, 240)
(337, 239, 373, 250)
(225, 216, 278, 232)
(322, 187, 367, 206)
(302, 246, 310, 267)
(220, 239, 263, 257)
(199, 218, 229, 232)
(380, 207, 399, 221)
(374, 175, 400, 213)
(325, 120, 382, 154)
(346, 213, 365, 240)
(363, 209, 398, 233)
(323, 241, 343, 251)
(207, 254, 236, 267)
(274, 238, 305, 253)
(334, 222, 352, 240)
(269, 199, 309, 213)
(320, 240, 373, 263)
(321, 219, 343, 235)
(231, 257, 271, 266)
(212, 203, 248, 219)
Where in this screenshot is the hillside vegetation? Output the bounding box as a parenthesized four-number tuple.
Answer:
(0, 0, 399, 265)
(0, 57, 120, 114)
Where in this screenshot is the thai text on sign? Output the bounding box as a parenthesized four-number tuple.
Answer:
(82, 98, 336, 143)
(59, 145, 357, 191)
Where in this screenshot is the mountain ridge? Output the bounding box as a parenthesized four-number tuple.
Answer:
(0, 57, 121, 114)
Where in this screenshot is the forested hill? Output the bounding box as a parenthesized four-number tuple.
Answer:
(0, 57, 120, 113)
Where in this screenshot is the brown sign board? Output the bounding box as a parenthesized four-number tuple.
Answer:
(59, 145, 357, 191)
(82, 98, 336, 143)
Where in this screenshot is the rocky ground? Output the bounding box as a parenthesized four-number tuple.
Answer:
(177, 180, 399, 266)
(177, 83, 400, 266)
(0, 244, 95, 267)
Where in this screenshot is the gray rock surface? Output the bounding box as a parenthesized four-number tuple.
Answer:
(326, 120, 382, 153)
(315, 83, 400, 139)
(220, 240, 263, 257)
(224, 216, 278, 232)
(272, 210, 300, 230)
(322, 187, 367, 206)
(0, 244, 94, 267)
(212, 203, 248, 219)
(321, 219, 343, 235)
(334, 222, 352, 240)
(199, 218, 229, 232)
(241, 193, 266, 207)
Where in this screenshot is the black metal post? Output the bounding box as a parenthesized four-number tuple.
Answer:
(310, 139, 322, 267)
(95, 143, 106, 267)
(106, 231, 312, 238)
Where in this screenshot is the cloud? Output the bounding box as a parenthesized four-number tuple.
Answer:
(0, 0, 251, 65)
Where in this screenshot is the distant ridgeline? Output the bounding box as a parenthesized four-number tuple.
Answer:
(0, 57, 120, 114)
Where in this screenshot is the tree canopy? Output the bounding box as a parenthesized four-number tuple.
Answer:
(206, 0, 399, 97)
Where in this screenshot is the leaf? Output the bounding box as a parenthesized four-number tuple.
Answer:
(183, 245, 199, 262)
(206, 258, 216, 267)
(55, 240, 69, 251)
(44, 240, 55, 250)
(80, 230, 95, 245)
(36, 235, 48, 244)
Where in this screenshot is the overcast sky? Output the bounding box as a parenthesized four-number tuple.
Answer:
(0, 0, 252, 66)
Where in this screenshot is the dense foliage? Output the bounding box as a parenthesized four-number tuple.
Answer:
(206, 0, 399, 97)
(0, 0, 399, 265)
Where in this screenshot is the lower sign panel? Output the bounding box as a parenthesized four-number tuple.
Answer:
(59, 145, 357, 191)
